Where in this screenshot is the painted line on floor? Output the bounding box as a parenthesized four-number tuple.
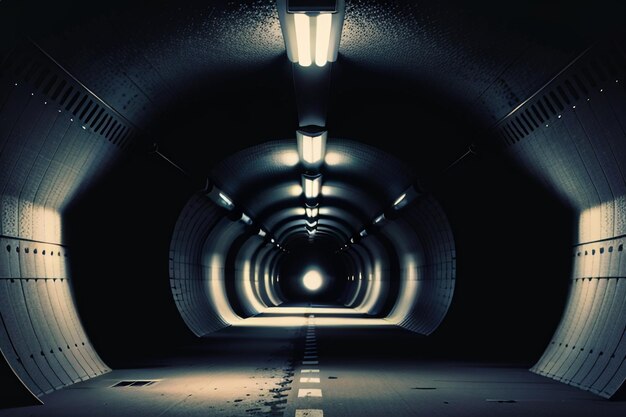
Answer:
(301, 369, 320, 373)
(300, 377, 320, 383)
(298, 388, 323, 398)
(296, 409, 323, 417)
(302, 360, 319, 365)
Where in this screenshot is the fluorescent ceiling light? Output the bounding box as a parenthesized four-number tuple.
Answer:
(373, 213, 385, 224)
(305, 203, 319, 218)
(315, 13, 332, 66)
(293, 13, 333, 67)
(277, 1, 345, 68)
(297, 129, 327, 165)
(294, 13, 312, 67)
(302, 174, 322, 199)
(359, 229, 368, 237)
(305, 220, 318, 228)
(305, 207, 318, 218)
(258, 229, 267, 237)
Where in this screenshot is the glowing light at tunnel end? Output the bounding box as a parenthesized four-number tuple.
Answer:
(303, 269, 324, 291)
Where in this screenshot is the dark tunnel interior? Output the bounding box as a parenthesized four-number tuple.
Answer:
(0, 0, 625, 415)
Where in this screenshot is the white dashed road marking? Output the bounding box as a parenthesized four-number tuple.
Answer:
(295, 409, 323, 417)
(298, 388, 323, 397)
(300, 377, 320, 383)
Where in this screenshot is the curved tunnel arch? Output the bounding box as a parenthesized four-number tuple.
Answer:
(168, 138, 457, 335)
(0, 0, 624, 409)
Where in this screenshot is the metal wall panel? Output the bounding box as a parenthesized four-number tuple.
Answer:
(497, 41, 626, 398)
(0, 43, 136, 400)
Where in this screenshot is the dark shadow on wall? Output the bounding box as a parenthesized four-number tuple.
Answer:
(429, 145, 575, 364)
(64, 150, 199, 367)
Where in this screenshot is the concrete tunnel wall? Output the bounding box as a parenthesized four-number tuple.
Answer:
(0, 44, 137, 399)
(493, 41, 626, 398)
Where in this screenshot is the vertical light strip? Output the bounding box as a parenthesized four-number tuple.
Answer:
(297, 130, 327, 165)
(315, 13, 332, 67)
(302, 135, 314, 163)
(294, 14, 312, 67)
(303, 175, 321, 199)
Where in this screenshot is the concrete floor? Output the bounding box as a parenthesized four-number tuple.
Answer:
(2, 306, 624, 417)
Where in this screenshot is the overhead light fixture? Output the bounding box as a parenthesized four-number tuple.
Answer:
(305, 220, 318, 228)
(373, 213, 386, 224)
(258, 229, 267, 237)
(305, 202, 319, 218)
(271, 238, 276, 244)
(359, 229, 368, 237)
(302, 173, 322, 199)
(277, 0, 345, 68)
(297, 127, 327, 166)
(306, 227, 316, 235)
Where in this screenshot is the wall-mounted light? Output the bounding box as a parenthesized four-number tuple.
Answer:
(305, 202, 319, 218)
(302, 173, 322, 199)
(277, 0, 345, 68)
(240, 213, 253, 225)
(206, 184, 236, 211)
(297, 127, 327, 166)
(393, 193, 407, 208)
(392, 185, 421, 210)
(219, 192, 233, 208)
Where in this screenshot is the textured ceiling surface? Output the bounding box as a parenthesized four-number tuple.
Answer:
(2, 0, 624, 246)
(1, 0, 626, 167)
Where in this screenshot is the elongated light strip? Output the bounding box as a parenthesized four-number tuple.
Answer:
(294, 14, 312, 67)
(300, 133, 325, 164)
(315, 13, 332, 66)
(393, 193, 407, 207)
(302, 174, 321, 199)
(218, 192, 234, 208)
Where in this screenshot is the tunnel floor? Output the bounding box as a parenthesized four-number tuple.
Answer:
(2, 305, 624, 417)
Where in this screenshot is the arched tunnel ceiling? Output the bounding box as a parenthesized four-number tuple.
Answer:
(5, 0, 624, 181)
(210, 138, 415, 249)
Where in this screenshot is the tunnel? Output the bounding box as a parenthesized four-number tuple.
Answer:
(0, 0, 625, 416)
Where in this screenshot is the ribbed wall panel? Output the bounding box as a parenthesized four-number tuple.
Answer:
(495, 41, 626, 398)
(0, 43, 135, 401)
(169, 194, 229, 336)
(385, 196, 455, 335)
